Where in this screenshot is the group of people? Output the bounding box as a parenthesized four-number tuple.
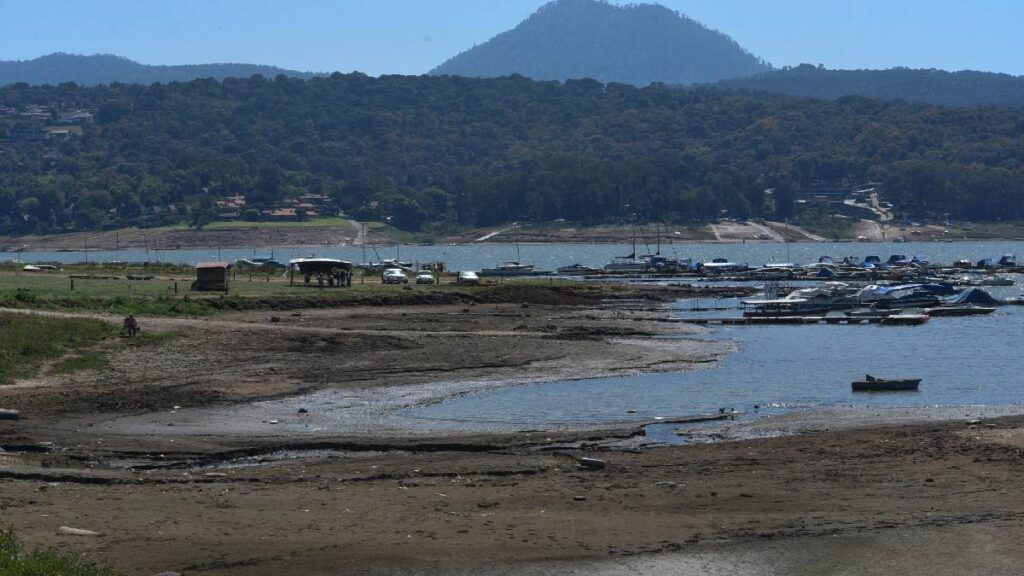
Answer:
(303, 270, 350, 288)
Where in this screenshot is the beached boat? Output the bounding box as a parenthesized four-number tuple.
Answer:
(852, 375, 921, 391)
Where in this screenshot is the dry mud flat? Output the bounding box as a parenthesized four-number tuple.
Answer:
(3, 302, 1024, 575)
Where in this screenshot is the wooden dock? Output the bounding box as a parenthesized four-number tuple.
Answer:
(675, 316, 922, 325)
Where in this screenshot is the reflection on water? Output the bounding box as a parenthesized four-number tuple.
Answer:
(404, 303, 1024, 426)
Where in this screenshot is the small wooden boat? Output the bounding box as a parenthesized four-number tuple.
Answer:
(852, 375, 921, 392)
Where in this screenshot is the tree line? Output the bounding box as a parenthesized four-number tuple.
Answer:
(2, 72, 1024, 235)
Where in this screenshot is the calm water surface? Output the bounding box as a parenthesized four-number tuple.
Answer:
(9, 240, 1024, 271)
(405, 290, 1024, 426)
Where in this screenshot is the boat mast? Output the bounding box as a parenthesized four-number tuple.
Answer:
(361, 222, 367, 264)
(632, 222, 637, 259)
(515, 224, 521, 262)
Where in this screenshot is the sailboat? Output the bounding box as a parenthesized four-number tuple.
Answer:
(480, 226, 536, 277)
(603, 223, 649, 273)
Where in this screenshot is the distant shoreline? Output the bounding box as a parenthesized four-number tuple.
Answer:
(2, 220, 1023, 252)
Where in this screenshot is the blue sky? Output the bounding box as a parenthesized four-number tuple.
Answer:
(1, 0, 1022, 76)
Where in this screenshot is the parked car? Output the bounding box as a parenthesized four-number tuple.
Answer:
(415, 271, 434, 284)
(457, 271, 480, 285)
(382, 268, 408, 284)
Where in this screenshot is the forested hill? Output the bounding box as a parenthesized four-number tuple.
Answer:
(431, 0, 769, 86)
(0, 53, 313, 86)
(2, 73, 1024, 235)
(715, 64, 1024, 107)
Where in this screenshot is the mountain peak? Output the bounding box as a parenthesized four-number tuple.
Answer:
(431, 0, 769, 86)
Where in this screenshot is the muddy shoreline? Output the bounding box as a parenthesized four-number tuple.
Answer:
(3, 296, 1024, 574)
(4, 219, 1023, 252)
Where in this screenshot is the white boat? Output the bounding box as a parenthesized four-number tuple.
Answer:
(603, 224, 651, 273)
(557, 263, 600, 275)
(603, 257, 648, 273)
(701, 259, 749, 273)
(845, 308, 902, 318)
(480, 261, 536, 277)
(978, 276, 1014, 287)
(879, 314, 930, 326)
(740, 297, 830, 317)
(481, 225, 536, 277)
(786, 283, 859, 310)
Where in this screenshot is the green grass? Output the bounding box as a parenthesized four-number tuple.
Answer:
(0, 313, 116, 384)
(53, 351, 110, 374)
(0, 529, 120, 576)
(0, 266, 648, 317)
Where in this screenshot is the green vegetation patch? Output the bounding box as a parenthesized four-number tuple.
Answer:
(0, 313, 116, 384)
(0, 529, 120, 576)
(53, 351, 111, 374)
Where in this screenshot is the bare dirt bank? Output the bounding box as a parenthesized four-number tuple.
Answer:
(8, 219, 1023, 252)
(4, 413, 1024, 575)
(3, 301, 1024, 575)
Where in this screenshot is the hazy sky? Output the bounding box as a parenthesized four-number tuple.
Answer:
(2, 0, 1023, 76)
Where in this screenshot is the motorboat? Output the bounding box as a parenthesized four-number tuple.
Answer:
(860, 284, 941, 309)
(852, 375, 921, 391)
(480, 261, 536, 277)
(879, 314, 930, 325)
(783, 285, 858, 311)
(557, 263, 601, 275)
(701, 259, 749, 274)
(844, 308, 902, 318)
(600, 253, 645, 273)
(740, 297, 830, 318)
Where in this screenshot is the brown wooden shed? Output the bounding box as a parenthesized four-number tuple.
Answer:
(193, 261, 231, 292)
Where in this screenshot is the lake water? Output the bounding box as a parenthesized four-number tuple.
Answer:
(8, 239, 1024, 271)
(11, 238, 1024, 431)
(403, 285, 1024, 428)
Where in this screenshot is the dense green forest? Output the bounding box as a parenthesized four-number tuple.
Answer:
(1, 72, 1024, 235)
(715, 64, 1024, 108)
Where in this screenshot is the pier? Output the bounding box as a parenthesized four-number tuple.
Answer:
(674, 316, 925, 326)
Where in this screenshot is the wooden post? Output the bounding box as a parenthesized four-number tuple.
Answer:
(70, 278, 74, 291)
(174, 281, 178, 294)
